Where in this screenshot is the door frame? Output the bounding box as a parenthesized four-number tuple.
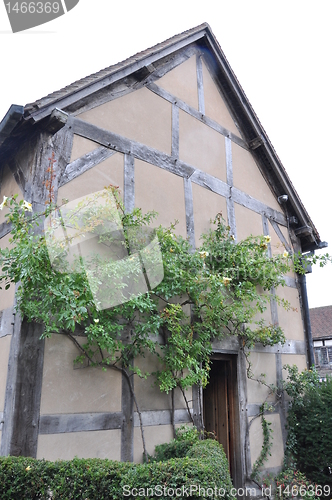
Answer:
(203, 352, 245, 490)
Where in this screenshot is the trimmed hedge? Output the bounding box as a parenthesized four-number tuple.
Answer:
(0, 440, 233, 499)
(0, 456, 131, 500)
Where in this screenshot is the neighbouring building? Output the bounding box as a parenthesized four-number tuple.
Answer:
(310, 305, 332, 379)
(0, 23, 327, 489)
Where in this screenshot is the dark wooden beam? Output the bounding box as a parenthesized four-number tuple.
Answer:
(42, 108, 68, 135)
(133, 408, 191, 427)
(171, 103, 179, 159)
(39, 412, 123, 434)
(124, 154, 135, 214)
(0, 316, 45, 457)
(184, 178, 195, 249)
(225, 137, 237, 241)
(196, 55, 205, 115)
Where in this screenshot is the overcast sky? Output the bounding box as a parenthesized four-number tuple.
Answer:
(1, 1, 331, 309)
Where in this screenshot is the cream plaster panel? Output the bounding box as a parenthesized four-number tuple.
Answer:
(234, 203, 263, 241)
(247, 352, 276, 404)
(179, 110, 226, 181)
(157, 56, 198, 110)
(0, 165, 22, 225)
(0, 277, 15, 311)
(269, 222, 296, 280)
(40, 335, 121, 414)
(276, 286, 304, 341)
(251, 290, 272, 326)
(192, 182, 227, 248)
(281, 354, 307, 379)
(37, 429, 121, 461)
(0, 233, 15, 311)
(57, 153, 124, 204)
(269, 224, 286, 256)
(202, 60, 240, 136)
(232, 143, 280, 212)
(78, 87, 172, 155)
(135, 160, 186, 237)
(134, 350, 191, 411)
(134, 424, 173, 463)
(70, 135, 101, 163)
(0, 335, 11, 412)
(249, 413, 284, 468)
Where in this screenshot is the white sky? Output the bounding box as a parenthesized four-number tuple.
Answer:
(1, 0, 331, 309)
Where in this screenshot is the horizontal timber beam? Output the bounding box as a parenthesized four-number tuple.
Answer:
(39, 412, 123, 434)
(250, 339, 306, 355)
(246, 404, 279, 418)
(39, 409, 191, 434)
(133, 408, 191, 427)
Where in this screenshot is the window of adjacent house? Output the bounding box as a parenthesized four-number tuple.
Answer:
(314, 342, 332, 366)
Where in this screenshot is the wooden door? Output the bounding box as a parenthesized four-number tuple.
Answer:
(203, 355, 237, 480)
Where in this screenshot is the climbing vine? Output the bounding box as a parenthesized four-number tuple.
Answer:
(0, 187, 329, 467)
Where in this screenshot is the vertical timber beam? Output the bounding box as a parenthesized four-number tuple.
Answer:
(0, 129, 54, 458)
(196, 55, 205, 115)
(262, 214, 287, 450)
(184, 178, 195, 250)
(171, 103, 179, 159)
(1, 315, 44, 457)
(238, 346, 249, 487)
(122, 154, 135, 460)
(124, 154, 135, 214)
(225, 137, 237, 241)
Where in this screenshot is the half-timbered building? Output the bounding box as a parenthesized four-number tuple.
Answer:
(0, 24, 325, 488)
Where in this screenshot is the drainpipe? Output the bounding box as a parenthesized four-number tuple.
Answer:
(298, 272, 315, 367)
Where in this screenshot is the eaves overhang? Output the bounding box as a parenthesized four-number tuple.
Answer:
(0, 104, 24, 146)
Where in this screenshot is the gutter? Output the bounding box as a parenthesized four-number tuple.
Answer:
(0, 105, 24, 148)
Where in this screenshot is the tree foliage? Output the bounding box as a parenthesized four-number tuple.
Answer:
(283, 365, 332, 486)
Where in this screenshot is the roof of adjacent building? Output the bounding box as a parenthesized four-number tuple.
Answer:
(0, 23, 326, 251)
(310, 305, 332, 340)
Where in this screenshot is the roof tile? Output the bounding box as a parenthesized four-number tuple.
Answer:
(310, 305, 332, 339)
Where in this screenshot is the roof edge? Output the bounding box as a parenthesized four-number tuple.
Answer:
(0, 104, 24, 147)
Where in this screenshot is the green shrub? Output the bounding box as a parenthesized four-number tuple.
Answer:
(0, 456, 131, 500)
(284, 365, 332, 487)
(262, 468, 323, 500)
(153, 425, 200, 462)
(153, 439, 195, 461)
(124, 440, 233, 499)
(0, 440, 233, 499)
